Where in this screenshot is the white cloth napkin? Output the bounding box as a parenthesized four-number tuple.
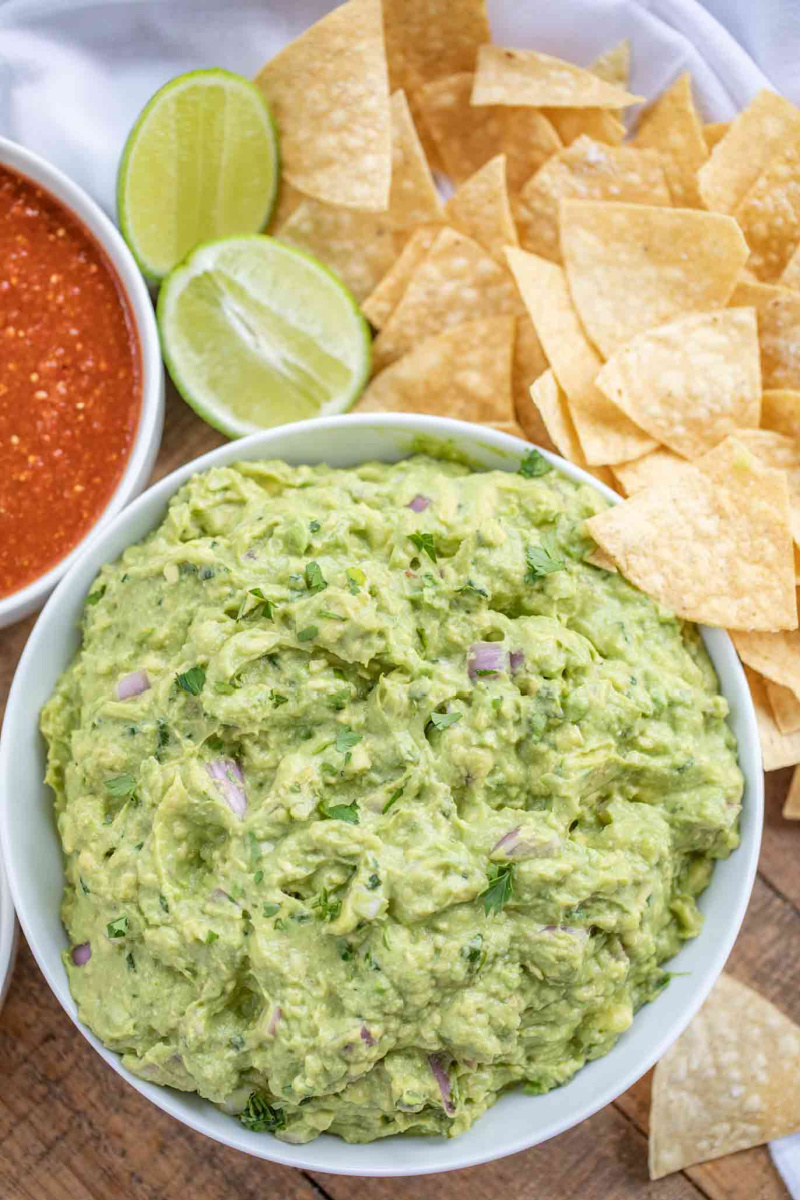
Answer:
(0, 0, 798, 1192)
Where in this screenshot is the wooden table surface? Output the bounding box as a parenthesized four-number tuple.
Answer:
(1, 389, 798, 1200)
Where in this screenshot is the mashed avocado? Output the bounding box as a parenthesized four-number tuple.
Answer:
(42, 453, 743, 1144)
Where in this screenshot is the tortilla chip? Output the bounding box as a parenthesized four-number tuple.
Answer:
(697, 90, 800, 215)
(417, 73, 562, 190)
(733, 628, 800, 709)
(266, 179, 305, 232)
(254, 0, 391, 211)
(747, 666, 800, 768)
(730, 280, 800, 389)
(512, 315, 553, 449)
(585, 438, 797, 631)
(471, 45, 642, 110)
(382, 0, 489, 94)
(276, 201, 395, 303)
(515, 136, 671, 263)
(766, 679, 800, 735)
(361, 225, 440, 329)
(506, 247, 657, 466)
(634, 72, 708, 208)
(372, 227, 523, 371)
(595, 309, 761, 459)
(703, 121, 729, 150)
(762, 389, 800, 440)
(780, 243, 800, 290)
(585, 547, 619, 571)
(529, 370, 615, 488)
(389, 90, 445, 232)
(784, 765, 800, 814)
(733, 428, 800, 544)
(444, 155, 518, 264)
(734, 145, 800, 282)
(543, 108, 626, 147)
(560, 200, 749, 357)
(649, 974, 800, 1179)
(356, 316, 514, 422)
(610, 447, 695, 496)
(590, 40, 631, 89)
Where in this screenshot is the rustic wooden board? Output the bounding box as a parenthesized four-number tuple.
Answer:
(0, 393, 794, 1199)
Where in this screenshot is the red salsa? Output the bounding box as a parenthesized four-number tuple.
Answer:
(0, 164, 141, 598)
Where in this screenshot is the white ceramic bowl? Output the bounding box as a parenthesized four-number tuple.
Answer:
(0, 415, 762, 1175)
(0, 854, 18, 1015)
(0, 137, 164, 628)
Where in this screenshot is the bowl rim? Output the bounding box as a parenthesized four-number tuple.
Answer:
(0, 135, 165, 627)
(0, 413, 763, 1175)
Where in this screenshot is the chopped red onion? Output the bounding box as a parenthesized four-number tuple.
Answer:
(360, 1024, 376, 1047)
(268, 1005, 283, 1036)
(509, 650, 525, 674)
(492, 830, 559, 860)
(467, 642, 506, 681)
(207, 759, 247, 819)
(492, 828, 521, 855)
(428, 1055, 456, 1116)
(71, 941, 91, 967)
(116, 670, 150, 701)
(543, 925, 589, 941)
(407, 494, 431, 513)
(209, 887, 239, 905)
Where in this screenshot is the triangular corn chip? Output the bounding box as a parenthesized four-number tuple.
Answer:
(595, 309, 761, 459)
(276, 202, 395, 303)
(610, 448, 694, 496)
(382, 0, 489, 93)
(529, 371, 615, 488)
(444, 155, 518, 264)
(698, 90, 800, 215)
(560, 200, 749, 356)
(544, 108, 625, 147)
(733, 627, 800, 702)
(590, 40, 631, 89)
(505, 247, 656, 465)
(766, 679, 800, 735)
(634, 72, 708, 208)
(762, 389, 800, 440)
(735, 145, 800, 282)
(471, 45, 642, 109)
(734, 428, 800, 543)
(512, 316, 552, 448)
(586, 437, 797, 630)
(650, 975, 800, 1178)
(254, 0, 391, 211)
(389, 90, 444, 232)
(746, 666, 800, 768)
(730, 280, 800, 389)
(356, 317, 514, 422)
(702, 121, 729, 150)
(361, 225, 440, 329)
(783, 765, 800, 814)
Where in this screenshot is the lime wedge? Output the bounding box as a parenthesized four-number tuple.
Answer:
(157, 235, 372, 437)
(118, 69, 279, 282)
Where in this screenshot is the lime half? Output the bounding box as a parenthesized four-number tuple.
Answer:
(157, 235, 372, 437)
(118, 69, 279, 282)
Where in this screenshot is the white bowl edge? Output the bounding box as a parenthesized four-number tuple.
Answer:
(0, 135, 165, 628)
(0, 414, 763, 1176)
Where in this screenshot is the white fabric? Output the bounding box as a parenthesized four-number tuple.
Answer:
(0, 0, 798, 1192)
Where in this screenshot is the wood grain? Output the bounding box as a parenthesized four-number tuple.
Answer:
(0, 386, 794, 1199)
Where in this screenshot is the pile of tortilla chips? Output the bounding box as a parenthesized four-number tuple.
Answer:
(254, 3, 800, 798)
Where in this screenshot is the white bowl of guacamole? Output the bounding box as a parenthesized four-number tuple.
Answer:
(0, 416, 762, 1176)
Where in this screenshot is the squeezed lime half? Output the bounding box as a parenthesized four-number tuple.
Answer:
(118, 68, 279, 282)
(157, 235, 372, 437)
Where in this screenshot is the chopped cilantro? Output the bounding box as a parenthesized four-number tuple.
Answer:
(481, 864, 514, 916)
(328, 688, 350, 711)
(309, 519, 321, 533)
(313, 888, 342, 921)
(262, 902, 281, 918)
(319, 609, 346, 621)
(106, 916, 129, 939)
(239, 1093, 287, 1134)
(156, 718, 170, 755)
(457, 581, 488, 598)
(367, 873, 381, 890)
(254, 870, 264, 885)
(159, 894, 169, 913)
(305, 560, 327, 594)
(297, 625, 318, 642)
(519, 449, 553, 478)
(247, 831, 262, 866)
(429, 710, 462, 731)
(270, 690, 289, 708)
(125, 951, 136, 972)
(335, 727, 362, 755)
(475, 668, 498, 677)
(339, 940, 353, 961)
(103, 774, 136, 798)
(318, 799, 360, 825)
(383, 785, 404, 814)
(176, 665, 206, 695)
(408, 531, 437, 563)
(214, 681, 236, 695)
(206, 930, 218, 944)
(525, 534, 565, 583)
(85, 586, 105, 607)
(79, 876, 90, 896)
(230, 1034, 245, 1050)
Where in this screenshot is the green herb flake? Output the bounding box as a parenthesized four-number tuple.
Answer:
(335, 727, 362, 755)
(339, 940, 353, 961)
(125, 951, 136, 972)
(254, 870, 264, 885)
(328, 688, 350, 711)
(103, 773, 136, 798)
(79, 876, 90, 896)
(85, 586, 106, 607)
(367, 873, 381, 890)
(159, 894, 169, 913)
(309, 519, 321, 533)
(346, 566, 365, 594)
(525, 535, 566, 583)
(408, 531, 437, 563)
(319, 609, 346, 621)
(239, 1093, 286, 1133)
(319, 799, 360, 825)
(457, 581, 488, 598)
(206, 930, 218, 944)
(313, 888, 342, 922)
(305, 560, 328, 594)
(383, 785, 404, 814)
(214, 681, 236, 695)
(480, 864, 514, 916)
(230, 1034, 245, 1051)
(263, 902, 281, 918)
(106, 916, 129, 939)
(297, 625, 318, 642)
(270, 690, 289, 708)
(176, 665, 206, 695)
(429, 710, 462, 731)
(519, 448, 553, 478)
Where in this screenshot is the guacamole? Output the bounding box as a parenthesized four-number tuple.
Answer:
(42, 453, 743, 1144)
